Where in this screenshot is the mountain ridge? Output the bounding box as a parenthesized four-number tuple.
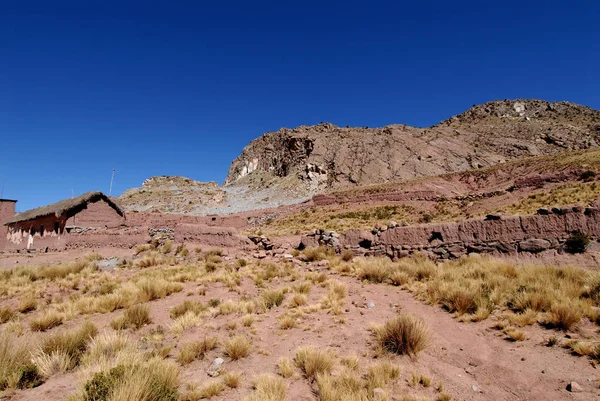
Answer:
(120, 99, 600, 215)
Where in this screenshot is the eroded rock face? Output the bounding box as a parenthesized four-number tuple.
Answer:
(313, 206, 600, 260)
(225, 99, 600, 190)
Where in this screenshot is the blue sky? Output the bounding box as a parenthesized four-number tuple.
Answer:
(1, 1, 598, 212)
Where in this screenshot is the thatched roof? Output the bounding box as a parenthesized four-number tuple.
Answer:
(4, 191, 124, 225)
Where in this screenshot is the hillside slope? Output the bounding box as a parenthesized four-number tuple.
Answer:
(121, 99, 600, 215)
(226, 99, 600, 188)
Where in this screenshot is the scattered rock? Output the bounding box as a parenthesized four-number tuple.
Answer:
(366, 302, 375, 309)
(566, 381, 583, 393)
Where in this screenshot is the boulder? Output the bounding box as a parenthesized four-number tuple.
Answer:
(518, 238, 551, 253)
(566, 381, 583, 393)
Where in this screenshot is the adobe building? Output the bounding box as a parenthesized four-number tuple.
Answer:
(0, 198, 18, 250)
(2, 191, 125, 251)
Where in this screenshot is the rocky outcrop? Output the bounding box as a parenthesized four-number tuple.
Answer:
(226, 100, 600, 191)
(303, 206, 600, 260)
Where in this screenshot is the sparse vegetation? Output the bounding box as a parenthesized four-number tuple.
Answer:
(224, 335, 251, 360)
(176, 336, 218, 365)
(110, 304, 152, 330)
(373, 314, 430, 357)
(294, 346, 336, 380)
(246, 374, 286, 401)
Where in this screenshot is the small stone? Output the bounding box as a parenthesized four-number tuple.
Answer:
(283, 254, 294, 259)
(521, 357, 526, 361)
(366, 302, 375, 309)
(213, 357, 224, 367)
(566, 381, 583, 392)
(472, 385, 478, 392)
(373, 388, 386, 400)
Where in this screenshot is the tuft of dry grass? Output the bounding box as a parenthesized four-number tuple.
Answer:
(176, 336, 218, 365)
(80, 358, 180, 401)
(303, 247, 330, 262)
(293, 282, 312, 294)
(373, 314, 430, 358)
(224, 335, 251, 360)
(30, 310, 64, 332)
(277, 357, 295, 378)
(366, 360, 401, 390)
(505, 327, 527, 342)
(289, 294, 308, 307)
(0, 307, 15, 323)
(279, 315, 298, 330)
(241, 314, 255, 327)
(110, 304, 152, 330)
(18, 294, 38, 313)
(222, 371, 242, 388)
(357, 258, 392, 283)
(262, 289, 285, 309)
(170, 311, 203, 334)
(0, 331, 42, 391)
(136, 278, 183, 302)
(294, 347, 336, 380)
(169, 300, 207, 319)
(196, 380, 225, 398)
(246, 374, 286, 401)
(33, 321, 98, 377)
(547, 303, 581, 330)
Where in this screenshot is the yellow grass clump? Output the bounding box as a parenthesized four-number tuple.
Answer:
(373, 314, 430, 358)
(224, 335, 251, 360)
(246, 374, 286, 401)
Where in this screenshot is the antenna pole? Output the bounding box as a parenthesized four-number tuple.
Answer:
(0, 178, 4, 199)
(109, 168, 117, 196)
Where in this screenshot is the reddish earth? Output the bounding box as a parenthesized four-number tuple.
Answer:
(1, 248, 599, 401)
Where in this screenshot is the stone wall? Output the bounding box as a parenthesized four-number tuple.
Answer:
(301, 206, 600, 259)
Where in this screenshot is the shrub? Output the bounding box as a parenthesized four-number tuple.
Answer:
(111, 304, 152, 330)
(581, 170, 597, 182)
(565, 231, 590, 254)
(224, 335, 251, 360)
(294, 347, 336, 380)
(374, 314, 430, 358)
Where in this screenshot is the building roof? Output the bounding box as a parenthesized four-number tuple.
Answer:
(4, 191, 124, 225)
(0, 199, 17, 202)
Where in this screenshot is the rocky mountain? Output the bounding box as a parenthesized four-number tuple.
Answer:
(120, 99, 600, 215)
(226, 100, 600, 188)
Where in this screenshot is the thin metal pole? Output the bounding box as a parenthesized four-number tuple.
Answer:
(109, 169, 116, 196)
(0, 178, 4, 199)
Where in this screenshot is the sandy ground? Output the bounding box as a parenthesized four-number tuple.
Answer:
(1, 247, 599, 401)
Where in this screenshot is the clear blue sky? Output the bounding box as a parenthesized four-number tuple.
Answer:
(1, 1, 598, 212)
